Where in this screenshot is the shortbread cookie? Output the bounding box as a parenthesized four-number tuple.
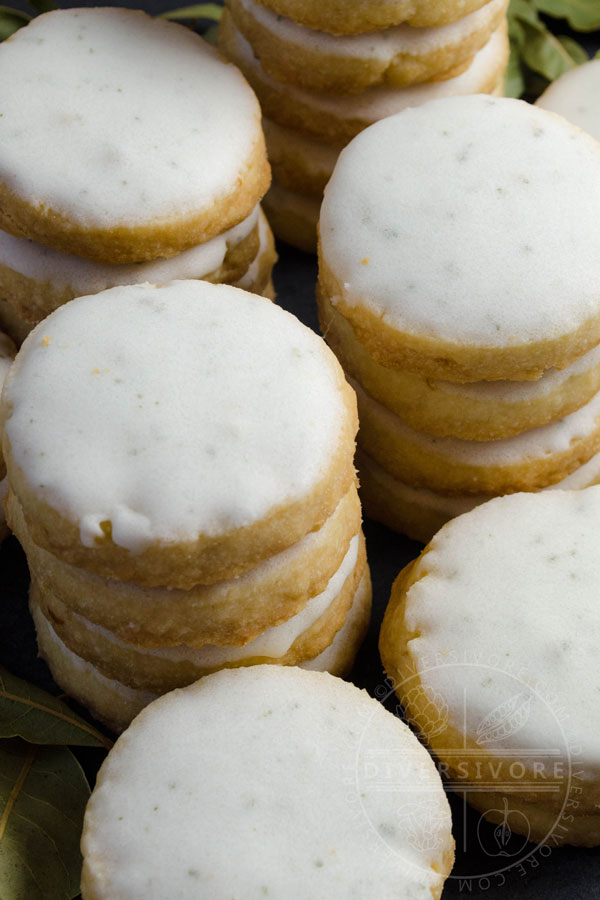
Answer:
(227, 0, 507, 92)
(233, 207, 278, 294)
(319, 95, 600, 382)
(254, 0, 490, 32)
(357, 446, 600, 542)
(0, 299, 33, 345)
(10, 484, 360, 646)
(262, 181, 321, 253)
(353, 378, 600, 493)
(2, 281, 357, 587)
(32, 533, 365, 692)
(31, 572, 373, 732)
(0, 206, 260, 325)
(536, 59, 600, 142)
(380, 487, 600, 844)
(319, 291, 600, 439)
(220, 12, 508, 141)
(263, 119, 341, 198)
(0, 9, 270, 263)
(0, 331, 15, 540)
(80, 667, 454, 897)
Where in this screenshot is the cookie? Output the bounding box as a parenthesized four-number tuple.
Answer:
(227, 0, 507, 92)
(319, 290, 600, 439)
(318, 95, 600, 381)
(262, 180, 321, 253)
(357, 446, 600, 542)
(233, 207, 278, 295)
(380, 486, 600, 845)
(220, 11, 507, 142)
(80, 667, 454, 896)
(263, 118, 342, 198)
(536, 58, 600, 142)
(1, 281, 357, 587)
(0, 8, 269, 263)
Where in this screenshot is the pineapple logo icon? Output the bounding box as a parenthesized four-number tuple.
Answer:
(402, 683, 449, 741)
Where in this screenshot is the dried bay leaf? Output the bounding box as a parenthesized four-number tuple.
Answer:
(0, 666, 112, 749)
(159, 3, 223, 22)
(0, 738, 89, 900)
(0, 6, 29, 40)
(533, 0, 600, 30)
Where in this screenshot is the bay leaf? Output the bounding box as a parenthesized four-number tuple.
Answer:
(159, 3, 223, 22)
(521, 22, 583, 79)
(0, 666, 111, 748)
(27, 0, 56, 13)
(557, 33, 591, 63)
(504, 44, 526, 97)
(533, 0, 600, 30)
(0, 6, 29, 40)
(0, 738, 89, 900)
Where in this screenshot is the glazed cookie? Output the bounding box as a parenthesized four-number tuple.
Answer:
(227, 0, 507, 92)
(0, 8, 270, 263)
(262, 181, 321, 253)
(352, 378, 600, 493)
(80, 667, 454, 896)
(319, 95, 600, 381)
(9, 484, 361, 647)
(262, 119, 342, 198)
(254, 0, 490, 32)
(380, 486, 600, 845)
(319, 291, 600, 439)
(234, 207, 278, 295)
(0, 330, 15, 540)
(220, 12, 508, 141)
(30, 571, 373, 732)
(1, 281, 357, 587)
(536, 59, 600, 142)
(357, 446, 600, 542)
(32, 533, 366, 692)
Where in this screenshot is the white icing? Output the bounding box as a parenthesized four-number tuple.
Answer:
(231, 22, 506, 124)
(81, 666, 453, 899)
(301, 570, 370, 672)
(77, 535, 359, 664)
(320, 96, 600, 346)
(0, 207, 259, 293)
(354, 379, 600, 466)
(0, 9, 261, 226)
(242, 0, 505, 60)
(3, 281, 345, 551)
(536, 59, 600, 143)
(403, 485, 600, 771)
(233, 208, 270, 289)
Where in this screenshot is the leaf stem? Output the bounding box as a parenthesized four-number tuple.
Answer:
(0, 689, 113, 750)
(0, 744, 37, 842)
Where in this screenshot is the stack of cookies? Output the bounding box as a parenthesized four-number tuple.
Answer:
(1, 280, 370, 732)
(318, 95, 600, 541)
(219, 0, 509, 252)
(0, 8, 275, 344)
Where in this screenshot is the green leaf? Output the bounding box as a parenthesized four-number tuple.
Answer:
(505, 41, 527, 97)
(532, 0, 600, 31)
(159, 3, 223, 22)
(203, 22, 219, 44)
(556, 33, 590, 64)
(521, 20, 581, 79)
(0, 666, 112, 749)
(0, 7, 29, 40)
(27, 0, 57, 13)
(0, 739, 89, 900)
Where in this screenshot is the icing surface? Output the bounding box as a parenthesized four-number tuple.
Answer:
(231, 22, 506, 122)
(3, 281, 345, 550)
(79, 535, 359, 663)
(243, 0, 505, 58)
(403, 486, 600, 769)
(536, 59, 600, 142)
(0, 8, 261, 225)
(82, 666, 452, 899)
(320, 96, 600, 345)
(0, 207, 259, 292)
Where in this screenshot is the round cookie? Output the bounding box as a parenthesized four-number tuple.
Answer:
(352, 377, 600, 493)
(30, 571, 373, 732)
(227, 0, 507, 92)
(1, 281, 357, 587)
(262, 118, 341, 198)
(32, 533, 366, 692)
(234, 207, 278, 295)
(0, 8, 270, 263)
(536, 59, 600, 142)
(262, 180, 321, 253)
(379, 486, 600, 845)
(220, 12, 508, 142)
(357, 446, 600, 542)
(80, 667, 454, 896)
(252, 0, 490, 32)
(319, 290, 600, 439)
(318, 95, 600, 382)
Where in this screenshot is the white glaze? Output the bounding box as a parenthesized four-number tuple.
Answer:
(536, 59, 600, 143)
(3, 281, 346, 551)
(0, 207, 259, 293)
(233, 208, 270, 289)
(320, 96, 600, 346)
(0, 8, 261, 225)
(242, 0, 505, 59)
(354, 379, 600, 466)
(231, 21, 506, 122)
(76, 535, 359, 664)
(402, 486, 600, 771)
(81, 667, 453, 899)
(301, 569, 370, 671)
